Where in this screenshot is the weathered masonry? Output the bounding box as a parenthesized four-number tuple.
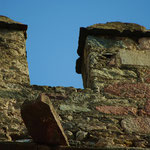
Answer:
(0, 16, 29, 85)
(76, 22, 150, 92)
(1, 16, 150, 150)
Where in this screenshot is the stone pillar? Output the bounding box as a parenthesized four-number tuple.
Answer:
(76, 22, 150, 92)
(0, 16, 30, 141)
(0, 16, 30, 85)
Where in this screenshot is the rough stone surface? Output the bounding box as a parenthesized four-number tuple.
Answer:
(0, 16, 29, 85)
(21, 93, 69, 146)
(79, 35, 147, 90)
(139, 38, 150, 50)
(73, 22, 150, 148)
(0, 16, 30, 143)
(1, 18, 150, 149)
(119, 49, 150, 66)
(104, 83, 150, 99)
(96, 106, 137, 115)
(3, 82, 150, 148)
(144, 100, 150, 115)
(76, 22, 150, 92)
(87, 22, 146, 32)
(121, 117, 150, 134)
(76, 130, 88, 141)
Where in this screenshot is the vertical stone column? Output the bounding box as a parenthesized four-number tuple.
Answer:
(76, 22, 150, 92)
(0, 16, 30, 141)
(0, 16, 30, 85)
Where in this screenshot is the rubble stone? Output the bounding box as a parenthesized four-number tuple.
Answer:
(76, 130, 88, 141)
(121, 117, 150, 134)
(139, 37, 150, 50)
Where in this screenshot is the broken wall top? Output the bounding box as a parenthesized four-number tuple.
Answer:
(76, 22, 150, 74)
(0, 16, 27, 31)
(1, 16, 150, 149)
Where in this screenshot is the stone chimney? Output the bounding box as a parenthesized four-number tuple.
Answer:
(76, 22, 150, 92)
(0, 16, 29, 85)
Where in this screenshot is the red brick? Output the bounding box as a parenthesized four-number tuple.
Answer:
(104, 83, 150, 99)
(96, 106, 137, 115)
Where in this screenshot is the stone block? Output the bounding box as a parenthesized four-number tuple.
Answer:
(21, 93, 69, 146)
(104, 83, 150, 99)
(90, 68, 137, 80)
(96, 106, 137, 115)
(119, 49, 150, 67)
(144, 100, 150, 114)
(139, 37, 150, 50)
(121, 117, 150, 134)
(140, 100, 150, 116)
(138, 68, 150, 83)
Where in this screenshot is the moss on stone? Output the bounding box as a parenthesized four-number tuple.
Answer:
(87, 22, 146, 32)
(0, 16, 21, 24)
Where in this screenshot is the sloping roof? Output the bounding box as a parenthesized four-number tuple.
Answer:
(76, 22, 150, 74)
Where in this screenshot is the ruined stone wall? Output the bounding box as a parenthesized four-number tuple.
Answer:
(5, 84, 150, 148)
(0, 16, 30, 141)
(74, 23, 150, 148)
(80, 24, 150, 93)
(0, 16, 30, 85)
(1, 17, 150, 149)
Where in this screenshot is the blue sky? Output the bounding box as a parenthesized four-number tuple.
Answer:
(0, 0, 150, 88)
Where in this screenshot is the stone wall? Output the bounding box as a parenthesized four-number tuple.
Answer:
(0, 16, 31, 141)
(0, 16, 29, 85)
(82, 35, 150, 92)
(76, 22, 150, 92)
(74, 22, 150, 148)
(2, 84, 150, 148)
(1, 17, 150, 149)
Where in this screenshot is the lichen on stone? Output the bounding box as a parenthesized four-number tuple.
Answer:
(0, 16, 21, 24)
(87, 22, 146, 32)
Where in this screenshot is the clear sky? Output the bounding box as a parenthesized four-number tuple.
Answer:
(0, 0, 150, 88)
